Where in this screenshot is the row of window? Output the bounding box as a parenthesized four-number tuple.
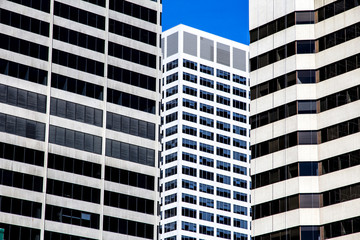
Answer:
(180, 93, 247, 109)
(165, 125, 177, 137)
(0, 32, 48, 61)
(104, 190, 154, 215)
(54, 2, 105, 30)
(250, 11, 303, 43)
(251, 55, 360, 100)
(108, 64, 156, 91)
(183, 59, 197, 70)
(252, 131, 304, 158)
(45, 204, 99, 229)
(106, 111, 156, 140)
(200, 77, 214, 88)
(322, 149, 360, 175)
(165, 152, 248, 173)
(164, 207, 176, 219)
(324, 215, 360, 239)
(0, 168, 43, 192)
(109, 0, 158, 24)
(103, 215, 154, 239)
(250, 71, 310, 100)
(186, 150, 247, 165)
(164, 221, 248, 239)
(253, 194, 315, 220)
(105, 138, 155, 166)
(252, 23, 360, 71)
(107, 88, 156, 114)
(182, 131, 247, 147)
(109, 18, 157, 46)
(50, 97, 103, 127)
(0, 223, 40, 240)
(0, 83, 47, 113)
(181, 110, 247, 127)
(165, 112, 177, 123)
(48, 153, 101, 179)
(200, 64, 214, 75)
(44, 231, 96, 240)
(108, 41, 156, 69)
(82, 0, 105, 7)
(0, 8, 50, 37)
(105, 166, 154, 191)
(217, 69, 231, 80)
(166, 86, 178, 97)
(53, 25, 105, 53)
(250, 0, 359, 43)
(254, 148, 360, 189)
(49, 125, 102, 154)
(0, 195, 41, 218)
(51, 73, 103, 100)
(319, 22, 360, 51)
(322, 117, 360, 143)
(164, 166, 177, 177)
(257, 219, 360, 240)
(164, 179, 248, 201)
(320, 53, 360, 82)
(46, 178, 100, 204)
(0, 58, 48, 85)
(166, 99, 178, 110)
(165, 139, 177, 150)
(250, 41, 297, 71)
(252, 84, 359, 129)
(9, 0, 50, 13)
(178, 208, 247, 228)
(252, 53, 360, 101)
(254, 226, 310, 240)
(183, 72, 197, 83)
(4, 205, 152, 239)
(179, 193, 248, 215)
(0, 112, 45, 141)
(164, 193, 177, 205)
(252, 117, 360, 158)
(165, 137, 248, 153)
(179, 59, 247, 85)
(52, 49, 104, 76)
(320, 84, 360, 112)
(0, 141, 44, 166)
(166, 59, 178, 71)
(252, 162, 317, 189)
(250, 100, 315, 129)
(166, 72, 178, 84)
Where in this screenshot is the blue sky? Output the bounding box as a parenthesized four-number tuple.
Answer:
(162, 0, 249, 45)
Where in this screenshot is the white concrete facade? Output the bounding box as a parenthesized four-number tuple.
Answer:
(0, 0, 162, 239)
(160, 25, 251, 240)
(250, 0, 360, 239)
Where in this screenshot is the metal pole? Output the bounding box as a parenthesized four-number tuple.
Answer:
(0, 228, 4, 240)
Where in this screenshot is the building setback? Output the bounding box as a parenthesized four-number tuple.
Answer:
(0, 0, 162, 239)
(160, 25, 251, 240)
(250, 0, 360, 239)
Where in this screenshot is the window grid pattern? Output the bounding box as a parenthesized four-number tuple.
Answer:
(161, 43, 250, 240)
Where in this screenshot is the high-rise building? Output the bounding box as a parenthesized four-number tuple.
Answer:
(160, 25, 251, 240)
(0, 0, 162, 239)
(250, 0, 360, 239)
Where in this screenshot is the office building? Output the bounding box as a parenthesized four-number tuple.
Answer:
(160, 25, 251, 240)
(250, 0, 360, 239)
(0, 0, 162, 239)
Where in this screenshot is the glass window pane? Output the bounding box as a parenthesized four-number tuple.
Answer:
(85, 106, 94, 125)
(66, 102, 76, 120)
(76, 104, 85, 122)
(84, 134, 94, 152)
